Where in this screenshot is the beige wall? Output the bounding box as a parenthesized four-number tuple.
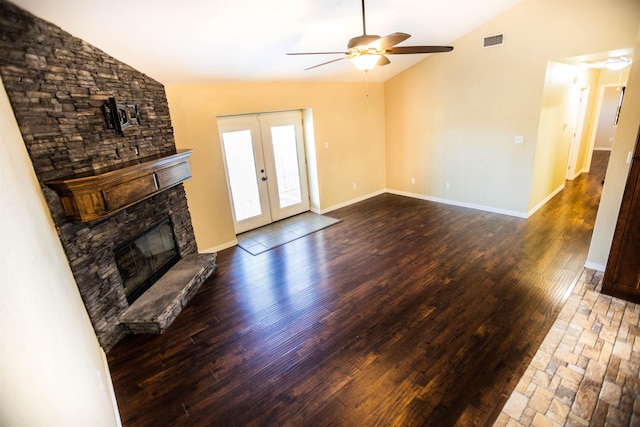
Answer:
(587, 29, 640, 270)
(167, 0, 639, 256)
(166, 82, 386, 252)
(0, 79, 121, 426)
(385, 0, 639, 216)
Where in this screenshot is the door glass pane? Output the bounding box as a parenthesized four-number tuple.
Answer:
(271, 125, 302, 208)
(222, 130, 262, 221)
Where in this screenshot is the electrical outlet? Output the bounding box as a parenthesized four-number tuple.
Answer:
(353, 182, 357, 190)
(446, 182, 451, 190)
(411, 177, 416, 184)
(514, 135, 524, 144)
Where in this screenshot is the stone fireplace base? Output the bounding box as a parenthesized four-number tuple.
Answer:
(119, 253, 216, 334)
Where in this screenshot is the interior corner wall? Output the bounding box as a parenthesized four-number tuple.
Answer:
(587, 28, 640, 270)
(0, 76, 120, 426)
(166, 82, 386, 252)
(384, 0, 640, 216)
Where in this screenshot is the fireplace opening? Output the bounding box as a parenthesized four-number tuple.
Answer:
(114, 218, 180, 304)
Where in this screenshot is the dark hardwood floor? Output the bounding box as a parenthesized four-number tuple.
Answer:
(108, 152, 608, 426)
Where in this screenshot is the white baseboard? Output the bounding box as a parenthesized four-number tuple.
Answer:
(200, 239, 238, 254)
(584, 261, 606, 272)
(386, 189, 528, 218)
(200, 184, 587, 254)
(101, 347, 123, 427)
(319, 190, 386, 214)
(527, 183, 565, 217)
(593, 147, 612, 152)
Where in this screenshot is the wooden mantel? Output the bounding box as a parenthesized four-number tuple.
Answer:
(46, 150, 193, 222)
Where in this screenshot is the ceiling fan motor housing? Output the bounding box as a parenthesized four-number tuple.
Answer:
(348, 34, 381, 49)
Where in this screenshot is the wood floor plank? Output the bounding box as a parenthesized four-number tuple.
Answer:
(108, 152, 608, 426)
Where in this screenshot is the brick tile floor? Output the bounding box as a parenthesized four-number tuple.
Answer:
(494, 269, 640, 426)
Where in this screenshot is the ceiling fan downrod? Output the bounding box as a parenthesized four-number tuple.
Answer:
(361, 0, 367, 35)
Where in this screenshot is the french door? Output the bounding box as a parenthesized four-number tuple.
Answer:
(218, 111, 310, 234)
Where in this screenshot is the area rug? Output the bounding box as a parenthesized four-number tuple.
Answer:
(237, 212, 340, 255)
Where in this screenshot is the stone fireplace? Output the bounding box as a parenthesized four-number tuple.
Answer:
(0, 0, 215, 351)
(115, 218, 180, 304)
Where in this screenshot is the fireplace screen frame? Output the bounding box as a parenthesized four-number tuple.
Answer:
(114, 218, 180, 304)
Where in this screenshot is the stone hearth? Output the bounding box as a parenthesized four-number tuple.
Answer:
(120, 253, 216, 334)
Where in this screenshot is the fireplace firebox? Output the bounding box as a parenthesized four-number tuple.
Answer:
(114, 219, 180, 304)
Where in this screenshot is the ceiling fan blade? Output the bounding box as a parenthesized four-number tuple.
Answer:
(377, 55, 391, 66)
(287, 51, 347, 56)
(370, 32, 411, 50)
(386, 46, 454, 54)
(304, 56, 347, 70)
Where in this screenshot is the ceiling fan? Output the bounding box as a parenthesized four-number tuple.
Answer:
(287, 0, 454, 71)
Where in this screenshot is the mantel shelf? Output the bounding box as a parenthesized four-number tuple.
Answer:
(46, 150, 193, 222)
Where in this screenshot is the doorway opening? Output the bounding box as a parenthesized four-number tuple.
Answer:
(586, 84, 626, 168)
(218, 111, 310, 234)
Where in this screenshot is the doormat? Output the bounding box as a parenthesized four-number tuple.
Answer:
(237, 212, 340, 256)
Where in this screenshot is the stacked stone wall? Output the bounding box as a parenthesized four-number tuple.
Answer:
(0, 0, 197, 350)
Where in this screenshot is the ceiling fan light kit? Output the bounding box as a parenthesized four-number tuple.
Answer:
(287, 0, 453, 72)
(349, 53, 381, 71)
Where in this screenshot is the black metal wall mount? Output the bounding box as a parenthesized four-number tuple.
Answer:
(103, 97, 139, 134)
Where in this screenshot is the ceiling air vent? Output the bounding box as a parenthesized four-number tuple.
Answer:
(483, 33, 504, 48)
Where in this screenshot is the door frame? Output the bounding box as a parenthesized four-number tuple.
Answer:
(218, 110, 310, 234)
(566, 87, 590, 180)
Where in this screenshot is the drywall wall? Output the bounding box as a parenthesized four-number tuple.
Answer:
(587, 29, 640, 270)
(384, 0, 640, 216)
(0, 78, 120, 426)
(166, 82, 386, 251)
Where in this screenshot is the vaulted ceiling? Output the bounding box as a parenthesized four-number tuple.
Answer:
(10, 0, 524, 84)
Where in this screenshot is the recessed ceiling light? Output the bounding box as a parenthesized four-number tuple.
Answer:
(605, 57, 631, 71)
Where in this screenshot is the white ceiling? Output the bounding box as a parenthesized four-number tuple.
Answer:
(10, 0, 524, 84)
